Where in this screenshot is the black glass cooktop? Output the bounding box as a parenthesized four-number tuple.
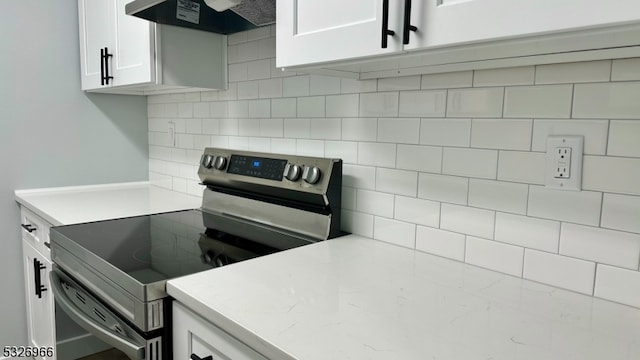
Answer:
(51, 209, 311, 285)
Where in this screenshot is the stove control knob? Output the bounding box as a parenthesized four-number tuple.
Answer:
(200, 154, 214, 168)
(283, 163, 301, 181)
(302, 166, 322, 184)
(213, 156, 227, 170)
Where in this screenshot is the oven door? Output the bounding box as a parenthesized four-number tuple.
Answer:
(50, 267, 158, 360)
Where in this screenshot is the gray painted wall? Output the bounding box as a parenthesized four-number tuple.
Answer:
(0, 1, 148, 345)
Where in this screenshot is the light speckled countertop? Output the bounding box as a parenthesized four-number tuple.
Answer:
(15, 182, 201, 225)
(168, 236, 640, 360)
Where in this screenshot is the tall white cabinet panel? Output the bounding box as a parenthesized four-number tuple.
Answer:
(22, 232, 55, 360)
(78, 0, 153, 90)
(277, 0, 403, 68)
(405, 0, 640, 50)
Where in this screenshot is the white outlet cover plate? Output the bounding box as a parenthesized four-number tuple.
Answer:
(545, 135, 584, 191)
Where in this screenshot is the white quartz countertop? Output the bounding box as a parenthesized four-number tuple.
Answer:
(168, 235, 640, 360)
(15, 182, 202, 225)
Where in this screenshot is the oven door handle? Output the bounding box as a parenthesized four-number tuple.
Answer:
(50, 269, 146, 360)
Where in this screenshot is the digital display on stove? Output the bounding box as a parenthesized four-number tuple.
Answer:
(227, 155, 287, 181)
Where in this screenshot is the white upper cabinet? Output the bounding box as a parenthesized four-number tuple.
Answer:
(277, 0, 404, 68)
(406, 0, 640, 50)
(78, 0, 227, 95)
(277, 0, 640, 73)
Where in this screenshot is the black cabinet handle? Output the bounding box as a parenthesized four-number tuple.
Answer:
(21, 224, 37, 233)
(381, 0, 395, 48)
(33, 258, 47, 299)
(103, 47, 113, 85)
(190, 354, 212, 360)
(403, 0, 418, 44)
(100, 47, 114, 86)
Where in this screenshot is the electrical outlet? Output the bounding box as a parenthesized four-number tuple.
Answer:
(545, 136, 583, 190)
(554, 147, 572, 178)
(168, 122, 176, 147)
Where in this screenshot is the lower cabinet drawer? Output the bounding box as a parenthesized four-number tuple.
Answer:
(173, 302, 268, 360)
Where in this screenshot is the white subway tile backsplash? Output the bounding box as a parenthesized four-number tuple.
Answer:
(468, 179, 529, 214)
(418, 173, 468, 205)
(341, 78, 377, 94)
(283, 76, 310, 97)
(358, 142, 396, 167)
(473, 66, 535, 87)
(150, 30, 640, 303)
(601, 193, 640, 234)
(295, 139, 324, 157)
(420, 118, 471, 147)
(378, 118, 420, 144)
(398, 90, 446, 117)
(531, 119, 609, 155)
(310, 75, 341, 95)
(376, 168, 418, 197)
(442, 148, 498, 179)
(360, 92, 399, 117)
(495, 212, 560, 253)
(341, 210, 374, 238)
(394, 196, 440, 227)
(503, 85, 573, 118)
(378, 76, 421, 91)
(415, 226, 466, 261)
(497, 151, 545, 185)
(343, 164, 376, 190)
(237, 81, 260, 99)
(611, 58, 640, 81)
(440, 204, 495, 239)
(560, 223, 640, 270)
(595, 265, 640, 308)
(466, 236, 524, 277)
(325, 141, 358, 164)
(573, 82, 640, 119)
(297, 96, 326, 118)
(421, 71, 473, 89)
(582, 156, 640, 196)
(470, 118, 532, 151)
(283, 118, 310, 138)
(259, 118, 283, 137)
(248, 99, 271, 118)
(447, 87, 504, 118)
(608, 120, 640, 157)
(326, 94, 359, 118)
(310, 118, 341, 140)
(396, 145, 442, 173)
(535, 61, 611, 84)
(374, 217, 416, 249)
(523, 249, 596, 295)
(271, 98, 297, 118)
(527, 186, 602, 226)
(356, 189, 394, 217)
(258, 78, 283, 98)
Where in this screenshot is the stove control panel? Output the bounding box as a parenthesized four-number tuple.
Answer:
(198, 148, 341, 195)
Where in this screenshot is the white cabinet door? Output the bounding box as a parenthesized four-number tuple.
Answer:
(112, 0, 155, 87)
(78, 0, 114, 90)
(277, 0, 404, 68)
(78, 0, 154, 90)
(173, 302, 267, 360)
(404, 0, 640, 50)
(23, 241, 56, 360)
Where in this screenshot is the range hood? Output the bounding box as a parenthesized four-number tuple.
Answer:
(126, 0, 275, 35)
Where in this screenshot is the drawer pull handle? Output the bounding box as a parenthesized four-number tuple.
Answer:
(403, 0, 418, 44)
(34, 258, 47, 299)
(21, 224, 37, 233)
(190, 354, 212, 360)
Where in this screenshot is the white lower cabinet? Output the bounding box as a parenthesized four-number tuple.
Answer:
(173, 302, 268, 360)
(22, 233, 56, 360)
